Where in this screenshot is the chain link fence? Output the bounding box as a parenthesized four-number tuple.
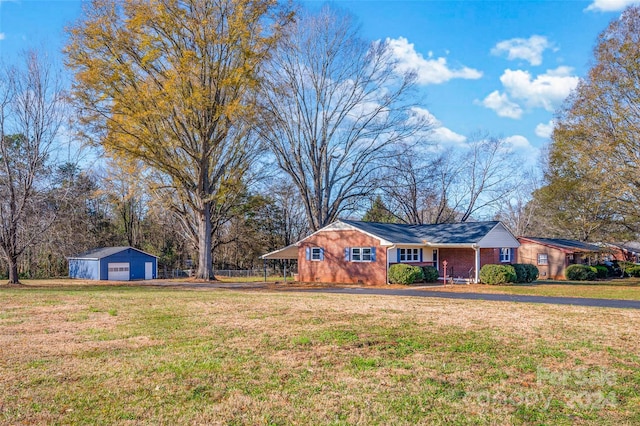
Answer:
(158, 267, 296, 280)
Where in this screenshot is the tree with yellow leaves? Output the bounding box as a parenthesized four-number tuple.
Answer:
(66, 0, 291, 280)
(539, 5, 640, 241)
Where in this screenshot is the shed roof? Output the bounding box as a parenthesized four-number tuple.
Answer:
(338, 219, 502, 245)
(68, 246, 157, 260)
(518, 237, 601, 253)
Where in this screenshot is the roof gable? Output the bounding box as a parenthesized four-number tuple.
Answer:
(69, 246, 157, 260)
(477, 222, 520, 248)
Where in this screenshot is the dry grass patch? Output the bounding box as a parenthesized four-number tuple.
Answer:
(0, 285, 639, 424)
(431, 281, 640, 300)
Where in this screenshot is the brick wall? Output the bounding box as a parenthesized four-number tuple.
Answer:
(438, 247, 519, 280)
(298, 230, 387, 285)
(517, 241, 567, 280)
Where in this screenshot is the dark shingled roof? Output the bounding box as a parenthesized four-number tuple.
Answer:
(612, 242, 640, 254)
(519, 237, 601, 253)
(339, 219, 501, 245)
(69, 247, 141, 259)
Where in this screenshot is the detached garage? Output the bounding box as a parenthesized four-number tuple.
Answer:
(68, 247, 157, 281)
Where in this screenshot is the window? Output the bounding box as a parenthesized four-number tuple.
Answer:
(399, 248, 420, 262)
(362, 248, 372, 261)
(311, 247, 322, 261)
(537, 253, 548, 265)
(352, 248, 361, 261)
(306, 247, 324, 261)
(500, 248, 511, 263)
(348, 247, 375, 262)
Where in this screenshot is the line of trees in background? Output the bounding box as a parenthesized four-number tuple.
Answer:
(2, 1, 640, 283)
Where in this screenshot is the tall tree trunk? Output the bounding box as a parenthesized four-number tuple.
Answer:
(196, 203, 214, 280)
(8, 255, 20, 284)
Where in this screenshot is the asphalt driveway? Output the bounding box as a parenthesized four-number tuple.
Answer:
(151, 281, 640, 310)
(297, 286, 640, 309)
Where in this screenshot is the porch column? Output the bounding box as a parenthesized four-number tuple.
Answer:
(474, 246, 480, 283)
(386, 245, 396, 284)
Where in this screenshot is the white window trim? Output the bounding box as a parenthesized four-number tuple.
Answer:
(537, 253, 548, 265)
(311, 247, 322, 261)
(500, 248, 511, 263)
(351, 247, 373, 262)
(399, 248, 420, 263)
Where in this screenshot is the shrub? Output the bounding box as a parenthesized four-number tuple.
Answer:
(511, 264, 526, 283)
(619, 261, 636, 270)
(601, 261, 621, 277)
(565, 264, 596, 281)
(479, 264, 517, 285)
(421, 266, 439, 283)
(619, 261, 637, 277)
(627, 265, 640, 278)
(388, 264, 424, 285)
(523, 263, 539, 282)
(593, 265, 609, 279)
(511, 263, 539, 283)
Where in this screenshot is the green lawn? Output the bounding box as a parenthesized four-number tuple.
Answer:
(442, 278, 640, 301)
(1, 284, 639, 424)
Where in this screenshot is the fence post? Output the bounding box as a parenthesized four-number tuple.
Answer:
(263, 259, 267, 282)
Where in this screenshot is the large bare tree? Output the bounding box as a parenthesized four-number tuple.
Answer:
(0, 52, 65, 284)
(258, 5, 430, 231)
(100, 158, 147, 248)
(382, 135, 518, 224)
(66, 0, 291, 279)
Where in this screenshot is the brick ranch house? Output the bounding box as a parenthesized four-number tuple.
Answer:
(606, 242, 640, 263)
(262, 219, 520, 285)
(516, 237, 602, 280)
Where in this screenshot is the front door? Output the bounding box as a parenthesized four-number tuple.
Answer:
(145, 262, 153, 280)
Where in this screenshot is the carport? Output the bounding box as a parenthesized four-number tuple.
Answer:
(261, 245, 298, 281)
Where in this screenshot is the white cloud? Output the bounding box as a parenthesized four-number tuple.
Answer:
(586, 0, 639, 12)
(411, 107, 467, 146)
(387, 37, 482, 85)
(0, 33, 5, 41)
(477, 90, 523, 119)
(431, 126, 467, 145)
(535, 120, 555, 138)
(500, 66, 579, 111)
(503, 135, 540, 161)
(491, 35, 553, 66)
(480, 67, 579, 119)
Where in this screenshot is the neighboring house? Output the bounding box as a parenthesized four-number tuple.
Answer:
(262, 219, 520, 285)
(606, 242, 640, 263)
(68, 247, 157, 281)
(517, 237, 602, 280)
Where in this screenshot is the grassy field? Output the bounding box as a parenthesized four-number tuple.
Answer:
(433, 278, 640, 301)
(1, 283, 639, 424)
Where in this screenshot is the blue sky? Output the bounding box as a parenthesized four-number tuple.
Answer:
(0, 0, 636, 162)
